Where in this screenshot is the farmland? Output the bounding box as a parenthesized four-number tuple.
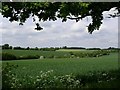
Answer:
(2, 49, 119, 76)
(2, 49, 119, 88)
(3, 53, 118, 76)
(2, 49, 95, 57)
(2, 49, 111, 59)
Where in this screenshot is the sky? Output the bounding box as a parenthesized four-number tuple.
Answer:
(0, 8, 118, 48)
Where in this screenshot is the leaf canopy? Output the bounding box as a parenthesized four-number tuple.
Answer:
(1, 2, 120, 33)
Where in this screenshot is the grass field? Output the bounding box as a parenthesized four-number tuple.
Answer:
(2, 49, 110, 59)
(2, 49, 99, 56)
(3, 52, 118, 79)
(2, 49, 71, 58)
(2, 49, 119, 88)
(56, 49, 90, 52)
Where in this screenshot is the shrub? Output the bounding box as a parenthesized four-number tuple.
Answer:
(18, 55, 39, 59)
(2, 53, 40, 60)
(2, 53, 18, 60)
(71, 50, 110, 58)
(2, 63, 19, 89)
(2, 64, 82, 89)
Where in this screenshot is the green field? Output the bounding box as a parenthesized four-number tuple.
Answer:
(2, 49, 111, 59)
(56, 49, 90, 52)
(3, 52, 118, 79)
(2, 49, 99, 56)
(2, 49, 71, 58)
(2, 49, 119, 88)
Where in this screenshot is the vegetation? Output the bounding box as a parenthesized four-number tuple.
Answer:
(2, 53, 118, 77)
(2, 62, 120, 89)
(1, 2, 120, 33)
(2, 63, 81, 89)
(2, 49, 112, 60)
(2, 48, 119, 89)
(1, 44, 12, 49)
(2, 52, 40, 60)
(2, 44, 119, 51)
(2, 44, 119, 61)
(1, 44, 119, 88)
(2, 53, 17, 60)
(1, 2, 120, 89)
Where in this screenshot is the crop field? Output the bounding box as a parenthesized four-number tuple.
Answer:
(2, 49, 111, 59)
(2, 49, 95, 57)
(2, 52, 118, 78)
(2, 49, 71, 58)
(2, 49, 119, 88)
(56, 49, 90, 52)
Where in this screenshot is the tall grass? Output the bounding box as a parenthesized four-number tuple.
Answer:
(2, 63, 120, 89)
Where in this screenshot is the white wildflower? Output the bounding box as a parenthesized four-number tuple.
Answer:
(36, 76, 39, 78)
(102, 73, 107, 76)
(36, 79, 41, 82)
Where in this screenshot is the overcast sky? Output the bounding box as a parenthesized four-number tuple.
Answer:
(0, 8, 118, 48)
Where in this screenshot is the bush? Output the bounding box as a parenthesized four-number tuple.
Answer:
(2, 53, 18, 60)
(2, 64, 82, 89)
(71, 50, 110, 58)
(76, 69, 120, 88)
(2, 63, 18, 89)
(18, 55, 39, 59)
(2, 53, 40, 60)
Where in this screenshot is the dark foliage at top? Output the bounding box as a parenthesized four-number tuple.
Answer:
(1, 2, 120, 33)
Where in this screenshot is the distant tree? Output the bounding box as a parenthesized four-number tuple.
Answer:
(108, 47, 120, 50)
(2, 44, 9, 49)
(9, 46, 12, 49)
(55, 47, 59, 50)
(86, 48, 101, 50)
(26, 47, 30, 50)
(67, 47, 86, 49)
(63, 46, 67, 49)
(13, 46, 22, 50)
(35, 47, 39, 50)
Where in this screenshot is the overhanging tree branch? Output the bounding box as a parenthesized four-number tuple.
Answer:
(1, 2, 120, 34)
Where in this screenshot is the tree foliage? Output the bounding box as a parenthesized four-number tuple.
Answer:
(1, 2, 120, 33)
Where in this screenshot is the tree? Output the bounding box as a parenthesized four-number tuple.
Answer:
(1, 2, 120, 34)
(35, 47, 39, 50)
(26, 47, 30, 50)
(13, 46, 22, 50)
(63, 46, 67, 49)
(9, 46, 12, 49)
(2, 44, 9, 49)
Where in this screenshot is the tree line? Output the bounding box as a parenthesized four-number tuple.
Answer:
(1, 44, 120, 51)
(1, 44, 59, 51)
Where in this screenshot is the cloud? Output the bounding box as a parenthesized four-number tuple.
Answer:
(0, 10, 118, 48)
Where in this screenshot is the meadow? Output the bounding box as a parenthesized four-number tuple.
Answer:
(2, 53, 118, 77)
(2, 49, 110, 59)
(2, 49, 119, 88)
